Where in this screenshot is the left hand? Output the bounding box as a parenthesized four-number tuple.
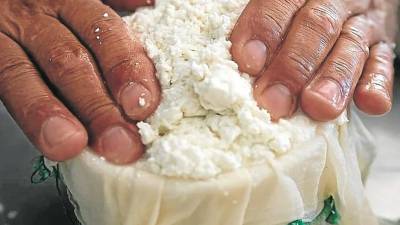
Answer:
(0, 0, 160, 164)
(230, 0, 397, 121)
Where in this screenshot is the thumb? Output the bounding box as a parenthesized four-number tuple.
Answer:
(102, 0, 154, 11)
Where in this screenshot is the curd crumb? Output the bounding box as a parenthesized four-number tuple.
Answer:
(139, 97, 146, 107)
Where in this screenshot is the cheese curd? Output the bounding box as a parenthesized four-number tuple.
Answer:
(125, 0, 334, 179)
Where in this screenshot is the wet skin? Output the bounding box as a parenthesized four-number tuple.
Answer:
(0, 0, 397, 164)
(231, 0, 398, 121)
(0, 0, 160, 164)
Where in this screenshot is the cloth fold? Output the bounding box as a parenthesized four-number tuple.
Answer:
(61, 110, 377, 225)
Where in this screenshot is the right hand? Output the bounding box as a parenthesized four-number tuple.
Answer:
(230, 0, 397, 121)
(0, 0, 160, 164)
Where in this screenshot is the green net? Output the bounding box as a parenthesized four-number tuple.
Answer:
(288, 196, 340, 225)
(31, 156, 59, 184)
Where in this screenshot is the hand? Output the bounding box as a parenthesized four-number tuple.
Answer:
(231, 0, 397, 121)
(0, 0, 161, 164)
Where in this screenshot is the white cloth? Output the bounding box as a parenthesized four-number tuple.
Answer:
(61, 110, 378, 225)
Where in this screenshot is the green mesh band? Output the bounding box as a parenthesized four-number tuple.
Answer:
(288, 220, 306, 225)
(288, 196, 341, 225)
(31, 156, 59, 184)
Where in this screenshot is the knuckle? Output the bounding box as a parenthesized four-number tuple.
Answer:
(370, 43, 395, 64)
(341, 30, 369, 57)
(284, 0, 306, 9)
(47, 43, 94, 81)
(86, 15, 127, 45)
(348, 0, 370, 12)
(258, 11, 284, 35)
(332, 59, 354, 79)
(373, 48, 394, 65)
(254, 0, 306, 40)
(286, 51, 313, 81)
(0, 57, 35, 86)
(341, 17, 370, 56)
(48, 43, 85, 66)
(0, 36, 35, 86)
(329, 59, 355, 93)
(301, 4, 342, 39)
(250, 4, 289, 43)
(85, 100, 118, 124)
(84, 15, 138, 72)
(374, 53, 392, 65)
(368, 61, 393, 80)
(23, 95, 59, 116)
(370, 73, 388, 89)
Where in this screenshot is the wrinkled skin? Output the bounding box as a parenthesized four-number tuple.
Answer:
(0, 0, 397, 164)
(231, 0, 398, 121)
(0, 0, 160, 164)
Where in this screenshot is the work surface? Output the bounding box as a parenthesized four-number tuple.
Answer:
(1, 86, 399, 225)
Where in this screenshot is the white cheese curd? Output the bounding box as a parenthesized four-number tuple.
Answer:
(123, 0, 330, 179)
(125, 0, 328, 178)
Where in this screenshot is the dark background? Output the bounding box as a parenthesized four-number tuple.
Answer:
(0, 105, 71, 225)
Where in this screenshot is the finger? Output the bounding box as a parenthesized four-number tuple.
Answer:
(230, 0, 307, 76)
(301, 15, 372, 121)
(354, 43, 395, 115)
(252, 0, 371, 120)
(59, 0, 161, 121)
(11, 15, 143, 164)
(230, 0, 370, 77)
(103, 0, 154, 11)
(0, 33, 87, 161)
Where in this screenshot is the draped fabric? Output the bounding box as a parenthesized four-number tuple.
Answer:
(61, 110, 378, 225)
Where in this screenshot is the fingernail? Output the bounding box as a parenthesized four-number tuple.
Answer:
(120, 82, 151, 119)
(261, 84, 293, 120)
(99, 126, 140, 164)
(242, 40, 267, 75)
(42, 117, 82, 148)
(311, 79, 342, 106)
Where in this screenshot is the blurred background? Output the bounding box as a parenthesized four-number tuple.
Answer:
(0, 61, 399, 225)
